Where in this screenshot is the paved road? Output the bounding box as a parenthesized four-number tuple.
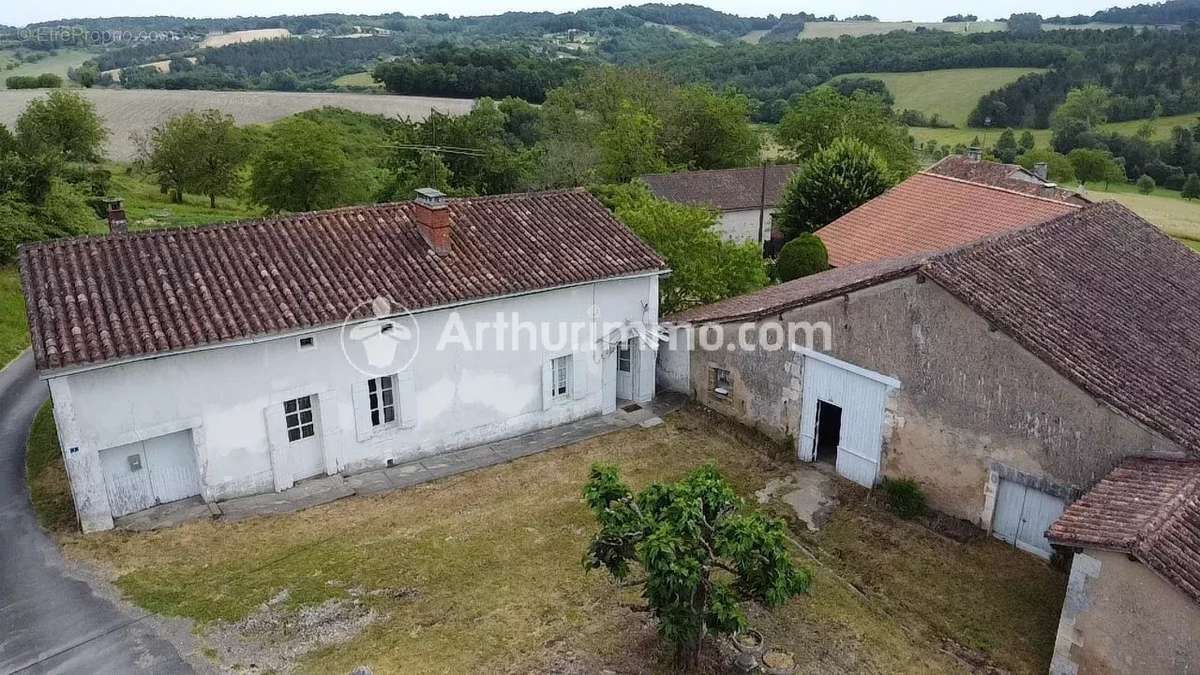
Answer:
(0, 352, 191, 674)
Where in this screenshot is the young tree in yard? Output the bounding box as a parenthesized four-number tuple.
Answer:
(1137, 174, 1157, 194)
(250, 117, 358, 212)
(1068, 148, 1122, 187)
(191, 110, 249, 208)
(775, 137, 892, 239)
(776, 87, 917, 179)
(1019, 130, 1036, 152)
(15, 90, 108, 163)
(597, 103, 668, 183)
(993, 128, 1019, 164)
(775, 234, 829, 282)
(583, 463, 810, 668)
(595, 183, 767, 315)
(1184, 173, 1200, 200)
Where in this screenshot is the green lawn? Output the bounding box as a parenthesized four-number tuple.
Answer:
(332, 71, 381, 89)
(26, 403, 76, 532)
(0, 265, 26, 367)
(0, 49, 93, 88)
(59, 408, 1065, 674)
(909, 112, 1199, 150)
(1087, 185, 1200, 243)
(105, 167, 261, 232)
(837, 68, 1046, 128)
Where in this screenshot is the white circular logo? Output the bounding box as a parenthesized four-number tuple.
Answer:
(339, 297, 420, 377)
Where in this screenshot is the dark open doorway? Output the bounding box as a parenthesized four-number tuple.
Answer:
(814, 400, 842, 464)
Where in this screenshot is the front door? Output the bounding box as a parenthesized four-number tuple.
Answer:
(992, 479, 1066, 558)
(615, 340, 634, 401)
(283, 395, 325, 481)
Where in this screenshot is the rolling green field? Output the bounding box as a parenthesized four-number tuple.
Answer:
(1087, 184, 1200, 244)
(332, 71, 382, 88)
(837, 68, 1046, 128)
(0, 49, 92, 88)
(908, 112, 1200, 149)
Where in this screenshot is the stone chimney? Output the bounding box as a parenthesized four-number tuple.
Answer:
(103, 198, 128, 235)
(1033, 162, 1049, 181)
(965, 147, 982, 162)
(413, 188, 451, 255)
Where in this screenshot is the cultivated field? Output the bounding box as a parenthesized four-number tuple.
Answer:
(198, 28, 292, 49)
(908, 112, 1200, 149)
(0, 89, 474, 161)
(332, 71, 382, 88)
(837, 68, 1046, 128)
(0, 49, 92, 88)
(799, 20, 1008, 39)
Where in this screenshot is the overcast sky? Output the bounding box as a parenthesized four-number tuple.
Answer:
(5, 0, 1127, 29)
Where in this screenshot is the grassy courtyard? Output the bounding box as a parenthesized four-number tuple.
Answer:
(50, 407, 1066, 674)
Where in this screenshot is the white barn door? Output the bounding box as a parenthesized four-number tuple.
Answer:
(797, 352, 898, 488)
(991, 478, 1065, 559)
(99, 429, 201, 517)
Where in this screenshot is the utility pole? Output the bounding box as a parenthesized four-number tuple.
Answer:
(757, 162, 768, 254)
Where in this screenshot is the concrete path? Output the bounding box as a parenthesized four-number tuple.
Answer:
(118, 395, 686, 531)
(0, 352, 191, 674)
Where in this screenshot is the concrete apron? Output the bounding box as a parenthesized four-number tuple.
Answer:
(115, 393, 686, 531)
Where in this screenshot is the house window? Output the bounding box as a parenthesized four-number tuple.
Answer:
(710, 367, 732, 398)
(368, 376, 396, 427)
(617, 341, 632, 373)
(284, 396, 315, 442)
(552, 355, 571, 399)
(298, 336, 316, 351)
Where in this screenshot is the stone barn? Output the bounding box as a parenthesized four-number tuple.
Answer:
(658, 201, 1200, 559)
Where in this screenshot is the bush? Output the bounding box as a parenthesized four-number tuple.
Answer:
(881, 477, 927, 519)
(1184, 173, 1200, 201)
(5, 73, 63, 89)
(1137, 174, 1156, 194)
(776, 234, 829, 282)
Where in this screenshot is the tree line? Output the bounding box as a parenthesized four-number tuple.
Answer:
(373, 43, 582, 103)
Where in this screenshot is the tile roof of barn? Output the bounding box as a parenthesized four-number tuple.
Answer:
(20, 189, 667, 372)
(1047, 457, 1200, 605)
(926, 155, 1090, 205)
(816, 172, 1081, 267)
(640, 165, 799, 211)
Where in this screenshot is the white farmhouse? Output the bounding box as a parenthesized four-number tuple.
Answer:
(640, 165, 798, 246)
(20, 189, 667, 532)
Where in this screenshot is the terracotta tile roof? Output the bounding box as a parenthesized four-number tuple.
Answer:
(641, 165, 799, 211)
(665, 254, 925, 324)
(926, 155, 1090, 205)
(816, 172, 1080, 267)
(926, 201, 1200, 453)
(1047, 457, 1200, 605)
(19, 189, 667, 372)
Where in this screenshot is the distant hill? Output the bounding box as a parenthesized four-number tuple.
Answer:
(1047, 0, 1200, 25)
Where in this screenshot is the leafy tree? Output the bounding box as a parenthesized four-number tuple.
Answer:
(661, 85, 759, 170)
(597, 103, 668, 183)
(1019, 130, 1036, 151)
(1007, 12, 1043, 34)
(1137, 174, 1156, 194)
(144, 110, 248, 207)
(1068, 147, 1122, 186)
(775, 137, 892, 239)
(1017, 148, 1076, 183)
(776, 87, 917, 179)
(583, 463, 810, 668)
(249, 116, 360, 212)
(776, 234, 829, 282)
(1184, 173, 1200, 200)
(15, 90, 108, 163)
(993, 128, 1019, 163)
(595, 183, 767, 314)
(1054, 85, 1112, 128)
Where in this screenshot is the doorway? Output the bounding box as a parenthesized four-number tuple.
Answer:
(283, 395, 325, 481)
(99, 429, 201, 517)
(814, 400, 842, 464)
(615, 339, 634, 401)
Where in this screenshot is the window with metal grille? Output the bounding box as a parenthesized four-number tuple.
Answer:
(284, 396, 315, 442)
(368, 376, 396, 426)
(552, 355, 570, 399)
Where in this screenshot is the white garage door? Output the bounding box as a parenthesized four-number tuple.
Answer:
(992, 478, 1065, 559)
(99, 430, 202, 517)
(797, 352, 899, 488)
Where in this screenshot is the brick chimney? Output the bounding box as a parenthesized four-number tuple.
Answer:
(1033, 162, 1049, 181)
(413, 188, 451, 255)
(103, 198, 128, 235)
(965, 147, 982, 162)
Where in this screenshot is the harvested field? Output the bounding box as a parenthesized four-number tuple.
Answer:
(199, 28, 291, 49)
(0, 89, 474, 161)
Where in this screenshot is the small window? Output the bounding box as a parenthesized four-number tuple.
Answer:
(284, 395, 316, 442)
(368, 376, 396, 427)
(552, 355, 571, 399)
(298, 336, 316, 351)
(710, 367, 732, 398)
(617, 341, 632, 373)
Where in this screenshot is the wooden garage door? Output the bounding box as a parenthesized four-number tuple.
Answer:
(99, 430, 201, 517)
(992, 478, 1065, 559)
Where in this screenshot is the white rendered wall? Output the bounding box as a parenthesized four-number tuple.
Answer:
(49, 274, 659, 531)
(716, 209, 772, 243)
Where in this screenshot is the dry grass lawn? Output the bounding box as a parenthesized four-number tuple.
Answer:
(61, 408, 1065, 674)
